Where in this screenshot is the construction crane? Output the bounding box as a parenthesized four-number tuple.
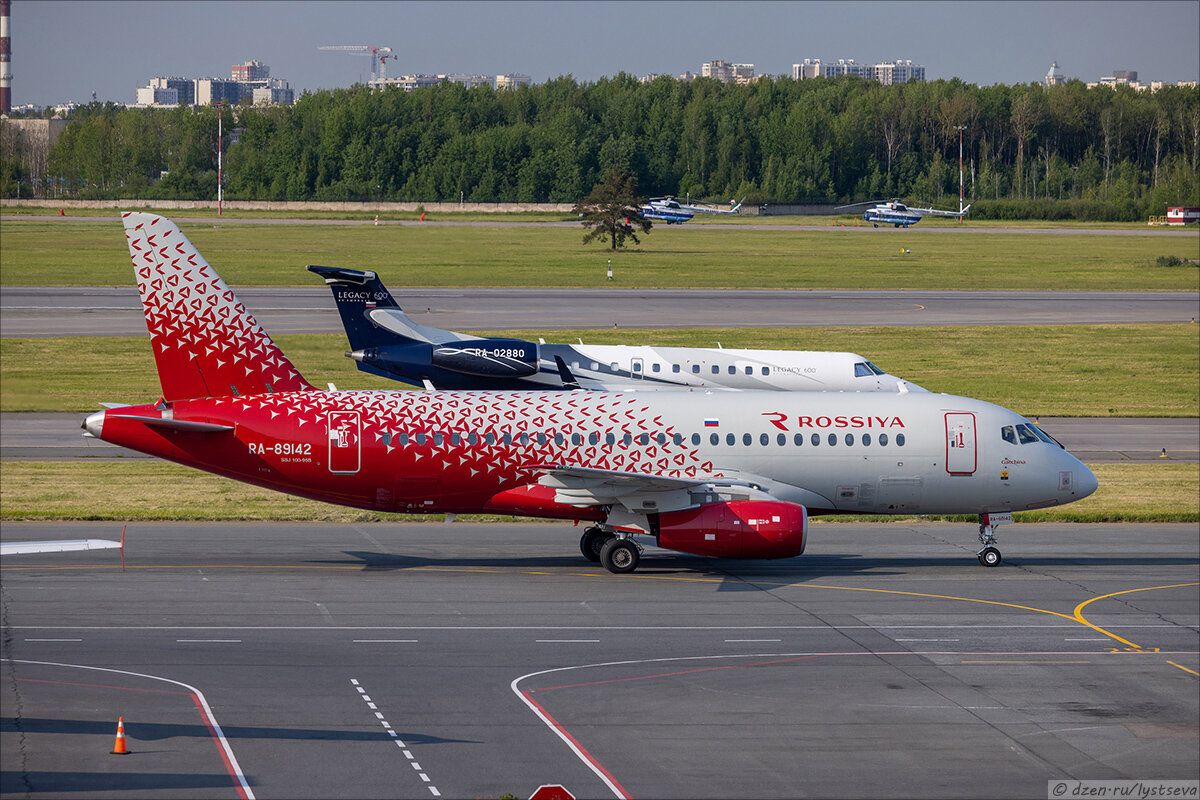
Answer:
(318, 45, 397, 82)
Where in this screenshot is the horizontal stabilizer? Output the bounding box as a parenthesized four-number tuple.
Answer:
(366, 308, 482, 344)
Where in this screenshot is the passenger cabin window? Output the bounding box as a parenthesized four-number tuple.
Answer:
(485, 432, 495, 445)
(726, 433, 735, 446)
(811, 433, 820, 446)
(591, 361, 599, 371)
(728, 366, 736, 375)
(1001, 426, 1017, 444)
(468, 432, 478, 446)
(589, 432, 599, 445)
(610, 362, 618, 372)
(433, 432, 444, 446)
(691, 433, 700, 445)
(896, 433, 906, 446)
(794, 434, 803, 446)
(450, 432, 461, 445)
(862, 433, 871, 446)
(605, 433, 615, 445)
(742, 433, 752, 446)
(762, 367, 769, 376)
(745, 366, 752, 375)
(879, 433, 889, 446)
(692, 365, 700, 374)
(672, 364, 680, 373)
(710, 433, 719, 445)
(396, 432, 408, 445)
(760, 433, 769, 446)
(381, 432, 391, 445)
(657, 433, 667, 445)
(712, 365, 720, 375)
(652, 363, 661, 373)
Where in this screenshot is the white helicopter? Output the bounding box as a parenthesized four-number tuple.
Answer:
(839, 198, 972, 227)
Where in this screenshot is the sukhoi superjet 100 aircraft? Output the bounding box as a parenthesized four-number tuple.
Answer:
(85, 214, 1096, 573)
(309, 265, 923, 394)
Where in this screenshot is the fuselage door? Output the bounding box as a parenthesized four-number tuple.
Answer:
(631, 358, 644, 379)
(328, 410, 361, 474)
(945, 412, 977, 475)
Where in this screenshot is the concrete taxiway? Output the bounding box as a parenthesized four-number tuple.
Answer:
(2, 521, 1197, 799)
(3, 287, 1198, 337)
(3, 413, 1196, 464)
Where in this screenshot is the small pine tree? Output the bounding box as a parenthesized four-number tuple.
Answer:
(572, 166, 652, 250)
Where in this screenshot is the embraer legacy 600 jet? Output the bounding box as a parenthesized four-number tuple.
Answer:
(308, 265, 922, 394)
(84, 214, 1096, 573)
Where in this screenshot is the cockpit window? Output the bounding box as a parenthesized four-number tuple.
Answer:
(853, 362, 872, 377)
(1029, 424, 1055, 444)
(864, 361, 885, 375)
(1001, 426, 1017, 444)
(1015, 423, 1040, 444)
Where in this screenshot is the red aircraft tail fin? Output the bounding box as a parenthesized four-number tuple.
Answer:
(122, 212, 314, 401)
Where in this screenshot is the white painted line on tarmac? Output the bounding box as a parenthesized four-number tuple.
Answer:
(725, 639, 781, 642)
(896, 639, 961, 642)
(6, 658, 254, 799)
(537, 639, 600, 643)
(352, 677, 442, 797)
(24, 638, 82, 642)
(176, 639, 242, 643)
(353, 639, 419, 643)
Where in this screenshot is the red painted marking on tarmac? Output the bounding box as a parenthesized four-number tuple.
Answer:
(520, 690, 632, 800)
(530, 654, 825, 693)
(1, 675, 187, 694)
(191, 693, 251, 800)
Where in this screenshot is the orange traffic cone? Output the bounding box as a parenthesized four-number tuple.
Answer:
(111, 716, 129, 755)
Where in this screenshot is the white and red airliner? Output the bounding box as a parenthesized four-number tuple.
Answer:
(83, 214, 1097, 573)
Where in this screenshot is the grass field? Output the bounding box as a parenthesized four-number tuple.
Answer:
(0, 461, 1193, 523)
(1, 218, 1196, 290)
(3, 325, 1195, 416)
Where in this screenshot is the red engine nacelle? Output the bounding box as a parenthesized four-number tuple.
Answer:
(654, 500, 807, 560)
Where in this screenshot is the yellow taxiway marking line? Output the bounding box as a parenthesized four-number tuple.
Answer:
(1166, 660, 1199, 676)
(1071, 583, 1200, 650)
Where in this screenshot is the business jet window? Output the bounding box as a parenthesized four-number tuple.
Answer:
(745, 366, 753, 375)
(1001, 426, 1017, 444)
(1016, 424, 1040, 444)
(652, 363, 661, 373)
(672, 364, 680, 373)
(591, 361, 599, 371)
(692, 365, 701, 374)
(710, 433, 719, 445)
(712, 365, 720, 374)
(896, 433, 906, 446)
(610, 362, 618, 372)
(811, 433, 820, 446)
(729, 366, 737, 375)
(879, 433, 889, 446)
(862, 433, 871, 446)
(571, 361, 580, 370)
(762, 367, 769, 376)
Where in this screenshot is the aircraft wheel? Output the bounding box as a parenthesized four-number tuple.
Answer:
(600, 538, 640, 574)
(977, 546, 1002, 567)
(580, 527, 614, 563)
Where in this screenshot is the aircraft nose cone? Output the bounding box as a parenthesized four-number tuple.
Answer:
(82, 410, 105, 439)
(1077, 463, 1099, 499)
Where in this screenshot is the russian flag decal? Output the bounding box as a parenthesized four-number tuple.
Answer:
(704, 418, 719, 427)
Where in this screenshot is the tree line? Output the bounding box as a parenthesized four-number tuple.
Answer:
(3, 74, 1197, 219)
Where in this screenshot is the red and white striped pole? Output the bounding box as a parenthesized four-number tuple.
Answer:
(216, 100, 224, 217)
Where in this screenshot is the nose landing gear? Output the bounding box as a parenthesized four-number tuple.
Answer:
(977, 516, 1003, 567)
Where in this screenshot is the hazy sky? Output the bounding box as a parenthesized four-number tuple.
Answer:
(9, 0, 1199, 106)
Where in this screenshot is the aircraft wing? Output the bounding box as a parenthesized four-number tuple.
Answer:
(521, 463, 771, 515)
(1, 539, 122, 555)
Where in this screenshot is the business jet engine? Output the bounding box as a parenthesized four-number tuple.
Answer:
(352, 339, 541, 379)
(652, 500, 808, 559)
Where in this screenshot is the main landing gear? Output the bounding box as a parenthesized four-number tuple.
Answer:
(977, 519, 1002, 567)
(579, 526, 641, 574)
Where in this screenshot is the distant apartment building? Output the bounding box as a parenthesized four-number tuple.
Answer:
(1086, 68, 1195, 92)
(443, 73, 493, 89)
(134, 61, 293, 107)
(495, 73, 531, 90)
(232, 60, 269, 82)
(792, 58, 925, 84)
